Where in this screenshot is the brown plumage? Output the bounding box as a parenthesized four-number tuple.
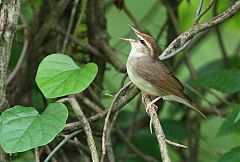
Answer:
(123, 26, 205, 117)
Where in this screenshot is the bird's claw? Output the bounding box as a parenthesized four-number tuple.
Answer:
(146, 103, 158, 113)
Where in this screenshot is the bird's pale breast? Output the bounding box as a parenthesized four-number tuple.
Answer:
(127, 55, 166, 96)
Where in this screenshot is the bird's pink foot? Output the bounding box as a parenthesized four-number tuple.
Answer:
(146, 103, 158, 112)
(145, 96, 162, 112)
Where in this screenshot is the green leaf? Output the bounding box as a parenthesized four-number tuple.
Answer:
(217, 105, 240, 137)
(35, 54, 98, 98)
(0, 103, 68, 153)
(234, 110, 240, 123)
(196, 69, 240, 93)
(218, 147, 240, 162)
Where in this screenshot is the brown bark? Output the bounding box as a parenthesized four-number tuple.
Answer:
(0, 0, 21, 161)
(0, 0, 21, 110)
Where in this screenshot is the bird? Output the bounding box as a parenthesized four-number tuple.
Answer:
(121, 26, 205, 117)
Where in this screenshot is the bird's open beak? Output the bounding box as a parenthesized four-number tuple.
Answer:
(128, 24, 141, 36)
(119, 38, 136, 42)
(120, 25, 142, 42)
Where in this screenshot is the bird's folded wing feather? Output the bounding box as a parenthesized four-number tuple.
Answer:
(135, 57, 189, 100)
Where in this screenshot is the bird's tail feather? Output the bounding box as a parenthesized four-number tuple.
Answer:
(163, 95, 206, 118)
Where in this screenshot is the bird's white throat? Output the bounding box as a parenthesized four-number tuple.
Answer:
(128, 45, 146, 59)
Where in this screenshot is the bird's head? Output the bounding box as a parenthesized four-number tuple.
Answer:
(121, 26, 159, 57)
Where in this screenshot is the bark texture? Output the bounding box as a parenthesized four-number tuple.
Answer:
(0, 0, 21, 110)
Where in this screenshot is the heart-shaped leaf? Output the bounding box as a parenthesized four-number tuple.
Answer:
(196, 69, 240, 93)
(36, 54, 98, 98)
(0, 103, 68, 153)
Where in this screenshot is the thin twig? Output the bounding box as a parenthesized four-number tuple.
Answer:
(101, 82, 132, 161)
(182, 82, 223, 118)
(72, 0, 88, 37)
(113, 1, 159, 48)
(207, 89, 230, 106)
(7, 11, 29, 85)
(73, 137, 91, 161)
(77, 94, 103, 113)
(122, 5, 147, 33)
(61, 0, 80, 52)
(213, 1, 229, 68)
(7, 39, 28, 85)
(195, 0, 216, 24)
(30, 0, 71, 52)
(119, 73, 128, 89)
(43, 130, 83, 162)
(156, 21, 167, 42)
(67, 137, 91, 156)
(105, 112, 119, 162)
(56, 27, 104, 59)
(195, 0, 204, 19)
(165, 139, 188, 149)
(160, 0, 240, 60)
(35, 148, 40, 162)
(44, 146, 58, 162)
(215, 28, 229, 67)
(64, 86, 139, 132)
(58, 97, 99, 162)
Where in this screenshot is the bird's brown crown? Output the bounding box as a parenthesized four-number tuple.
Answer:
(137, 32, 160, 58)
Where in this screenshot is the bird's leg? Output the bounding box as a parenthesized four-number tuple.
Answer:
(146, 96, 162, 112)
(141, 93, 149, 103)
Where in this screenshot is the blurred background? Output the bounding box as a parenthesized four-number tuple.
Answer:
(3, 0, 240, 161)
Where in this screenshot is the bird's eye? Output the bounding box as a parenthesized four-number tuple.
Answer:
(140, 39, 146, 45)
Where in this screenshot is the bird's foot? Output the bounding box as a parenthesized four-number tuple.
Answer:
(146, 103, 158, 112)
(145, 96, 162, 113)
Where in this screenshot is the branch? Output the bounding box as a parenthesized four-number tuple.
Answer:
(58, 98, 99, 162)
(7, 13, 29, 85)
(35, 148, 40, 162)
(213, 1, 229, 68)
(55, 27, 104, 59)
(77, 94, 103, 113)
(64, 86, 139, 132)
(87, 0, 126, 73)
(105, 112, 118, 162)
(61, 0, 80, 53)
(30, 0, 71, 52)
(43, 130, 83, 162)
(145, 97, 171, 162)
(195, 0, 216, 23)
(101, 82, 132, 161)
(160, 0, 240, 60)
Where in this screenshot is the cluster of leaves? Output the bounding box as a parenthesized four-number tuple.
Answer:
(0, 54, 98, 153)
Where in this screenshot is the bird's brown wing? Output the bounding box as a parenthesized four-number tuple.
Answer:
(135, 56, 190, 101)
(134, 56, 206, 117)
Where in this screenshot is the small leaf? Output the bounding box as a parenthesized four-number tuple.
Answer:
(196, 69, 240, 93)
(0, 103, 68, 153)
(218, 147, 240, 162)
(36, 54, 98, 98)
(234, 110, 240, 123)
(217, 105, 240, 137)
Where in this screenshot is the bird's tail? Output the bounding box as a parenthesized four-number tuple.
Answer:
(183, 100, 206, 118)
(165, 94, 206, 118)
